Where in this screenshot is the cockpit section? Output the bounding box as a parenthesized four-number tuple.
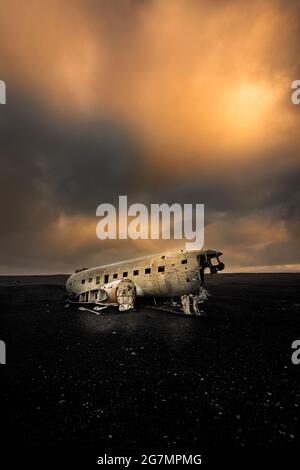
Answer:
(198, 251, 225, 284)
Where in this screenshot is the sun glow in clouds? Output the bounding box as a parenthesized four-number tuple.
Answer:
(222, 82, 275, 147)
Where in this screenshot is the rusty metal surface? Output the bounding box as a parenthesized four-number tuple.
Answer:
(66, 249, 224, 313)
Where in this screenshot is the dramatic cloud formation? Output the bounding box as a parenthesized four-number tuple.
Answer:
(0, 0, 299, 273)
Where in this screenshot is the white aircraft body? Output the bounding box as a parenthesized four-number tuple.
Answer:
(66, 249, 224, 314)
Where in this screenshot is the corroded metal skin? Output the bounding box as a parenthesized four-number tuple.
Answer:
(66, 249, 224, 311)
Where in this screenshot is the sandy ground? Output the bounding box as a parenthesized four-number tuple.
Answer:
(0, 273, 299, 465)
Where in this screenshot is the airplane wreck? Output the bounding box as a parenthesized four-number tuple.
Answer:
(66, 249, 224, 315)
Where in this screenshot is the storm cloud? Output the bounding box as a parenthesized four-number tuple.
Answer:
(0, 0, 299, 273)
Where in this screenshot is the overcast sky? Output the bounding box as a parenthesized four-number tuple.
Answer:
(0, 0, 299, 274)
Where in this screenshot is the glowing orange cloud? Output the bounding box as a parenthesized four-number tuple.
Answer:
(0, 0, 298, 171)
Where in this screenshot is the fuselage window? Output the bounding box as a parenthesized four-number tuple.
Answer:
(123, 271, 128, 277)
(133, 270, 139, 276)
(145, 268, 151, 274)
(181, 259, 187, 264)
(104, 274, 109, 283)
(158, 266, 165, 273)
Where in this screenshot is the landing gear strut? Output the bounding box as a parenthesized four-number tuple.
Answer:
(180, 289, 208, 315)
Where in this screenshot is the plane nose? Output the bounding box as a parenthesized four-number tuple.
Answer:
(217, 262, 225, 271)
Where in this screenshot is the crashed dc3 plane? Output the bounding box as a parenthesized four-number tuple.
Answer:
(66, 249, 224, 315)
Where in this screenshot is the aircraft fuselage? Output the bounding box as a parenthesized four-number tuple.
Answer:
(66, 249, 224, 304)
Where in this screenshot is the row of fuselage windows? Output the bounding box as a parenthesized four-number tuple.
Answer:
(80, 259, 188, 285)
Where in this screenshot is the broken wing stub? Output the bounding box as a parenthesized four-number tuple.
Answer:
(116, 278, 136, 311)
(99, 278, 136, 312)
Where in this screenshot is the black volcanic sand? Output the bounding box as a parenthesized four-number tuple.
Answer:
(0, 274, 299, 463)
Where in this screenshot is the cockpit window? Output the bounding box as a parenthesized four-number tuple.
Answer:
(210, 257, 219, 266)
